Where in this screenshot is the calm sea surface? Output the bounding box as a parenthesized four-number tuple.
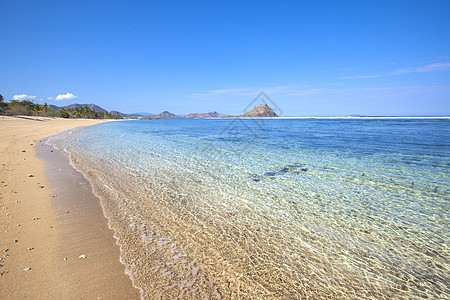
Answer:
(50, 118, 449, 299)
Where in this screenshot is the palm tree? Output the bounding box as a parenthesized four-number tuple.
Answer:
(34, 103, 42, 116)
(0, 94, 6, 113)
(43, 102, 49, 116)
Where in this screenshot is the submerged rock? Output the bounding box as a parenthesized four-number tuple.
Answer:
(279, 167, 290, 174)
(264, 172, 277, 177)
(251, 163, 308, 181)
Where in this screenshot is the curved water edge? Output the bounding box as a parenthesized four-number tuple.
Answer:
(48, 119, 449, 299)
(47, 128, 146, 299)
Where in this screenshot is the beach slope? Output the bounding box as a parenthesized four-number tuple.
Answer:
(0, 116, 139, 299)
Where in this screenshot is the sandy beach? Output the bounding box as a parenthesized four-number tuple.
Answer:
(0, 116, 139, 299)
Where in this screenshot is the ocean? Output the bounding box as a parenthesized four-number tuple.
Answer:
(49, 118, 449, 299)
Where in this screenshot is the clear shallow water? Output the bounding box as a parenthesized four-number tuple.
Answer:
(50, 119, 449, 299)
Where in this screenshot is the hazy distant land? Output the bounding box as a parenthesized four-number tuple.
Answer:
(1, 96, 448, 119)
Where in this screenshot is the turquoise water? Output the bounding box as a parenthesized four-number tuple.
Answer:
(51, 118, 449, 299)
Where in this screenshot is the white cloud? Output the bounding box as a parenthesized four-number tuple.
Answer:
(393, 62, 450, 75)
(190, 85, 323, 100)
(13, 94, 36, 100)
(191, 87, 254, 99)
(190, 84, 450, 101)
(52, 92, 77, 101)
(190, 84, 307, 100)
(342, 62, 450, 79)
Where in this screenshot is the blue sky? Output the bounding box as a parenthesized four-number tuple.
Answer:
(1, 0, 449, 116)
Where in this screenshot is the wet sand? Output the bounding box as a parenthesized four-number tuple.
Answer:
(0, 116, 139, 299)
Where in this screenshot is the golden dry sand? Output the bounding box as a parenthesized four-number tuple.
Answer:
(0, 116, 139, 299)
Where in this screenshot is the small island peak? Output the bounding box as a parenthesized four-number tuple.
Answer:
(242, 104, 278, 117)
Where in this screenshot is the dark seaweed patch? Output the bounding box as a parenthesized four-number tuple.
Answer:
(288, 163, 303, 168)
(265, 172, 277, 176)
(251, 163, 308, 182)
(279, 167, 289, 174)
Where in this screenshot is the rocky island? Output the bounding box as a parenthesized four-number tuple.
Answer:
(241, 104, 278, 117)
(144, 111, 180, 119)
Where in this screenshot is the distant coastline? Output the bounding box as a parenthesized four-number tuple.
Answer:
(3, 95, 448, 120)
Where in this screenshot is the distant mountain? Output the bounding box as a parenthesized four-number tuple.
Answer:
(47, 103, 276, 119)
(185, 111, 229, 118)
(49, 103, 107, 112)
(49, 104, 61, 110)
(241, 104, 278, 117)
(48, 103, 148, 119)
(65, 103, 107, 112)
(145, 111, 180, 119)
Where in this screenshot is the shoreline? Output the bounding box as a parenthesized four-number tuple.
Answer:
(0, 116, 139, 299)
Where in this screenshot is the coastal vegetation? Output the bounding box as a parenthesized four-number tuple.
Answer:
(54, 106, 123, 119)
(0, 94, 122, 119)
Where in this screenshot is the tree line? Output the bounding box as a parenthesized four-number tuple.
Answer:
(0, 94, 122, 119)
